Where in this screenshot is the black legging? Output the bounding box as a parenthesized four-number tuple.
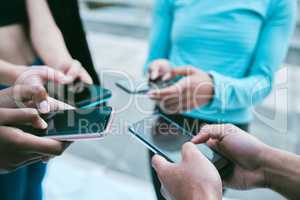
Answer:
(149, 113, 249, 200)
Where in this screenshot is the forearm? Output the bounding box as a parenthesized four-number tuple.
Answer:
(0, 60, 26, 85)
(145, 0, 173, 71)
(30, 27, 72, 69)
(27, 0, 72, 70)
(263, 147, 300, 200)
(208, 71, 272, 110)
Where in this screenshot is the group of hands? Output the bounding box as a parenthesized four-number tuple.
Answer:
(0, 59, 92, 173)
(147, 60, 271, 199)
(1, 57, 271, 200)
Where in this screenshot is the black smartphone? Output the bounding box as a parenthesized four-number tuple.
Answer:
(46, 80, 112, 108)
(14, 106, 114, 141)
(116, 76, 182, 94)
(129, 114, 232, 174)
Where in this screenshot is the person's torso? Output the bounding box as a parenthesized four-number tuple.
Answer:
(0, 1, 36, 65)
(165, 0, 278, 123)
(169, 0, 271, 78)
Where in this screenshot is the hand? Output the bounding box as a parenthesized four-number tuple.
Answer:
(0, 126, 69, 173)
(152, 142, 222, 200)
(59, 59, 93, 84)
(148, 59, 172, 81)
(15, 66, 73, 86)
(0, 84, 50, 113)
(148, 67, 214, 114)
(0, 108, 47, 129)
(0, 85, 75, 113)
(192, 124, 269, 190)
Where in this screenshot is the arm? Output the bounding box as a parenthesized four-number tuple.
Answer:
(26, 0, 72, 69)
(145, 0, 173, 71)
(208, 0, 297, 110)
(26, 0, 93, 83)
(0, 60, 26, 85)
(264, 147, 300, 200)
(152, 143, 222, 200)
(193, 124, 300, 200)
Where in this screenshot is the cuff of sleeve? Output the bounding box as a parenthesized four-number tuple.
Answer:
(205, 70, 225, 111)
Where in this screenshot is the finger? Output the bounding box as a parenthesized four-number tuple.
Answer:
(47, 97, 75, 111)
(171, 67, 198, 76)
(159, 99, 182, 114)
(12, 85, 50, 113)
(148, 80, 185, 99)
(181, 142, 204, 162)
(206, 139, 221, 152)
(149, 66, 160, 80)
(160, 185, 174, 200)
(191, 124, 226, 144)
(6, 127, 66, 156)
(66, 60, 81, 82)
(71, 60, 93, 84)
(162, 72, 172, 81)
(28, 66, 72, 84)
(0, 108, 48, 129)
(152, 155, 175, 178)
(79, 69, 93, 84)
(149, 61, 171, 81)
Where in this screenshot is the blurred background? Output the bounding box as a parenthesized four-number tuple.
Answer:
(44, 1, 300, 200)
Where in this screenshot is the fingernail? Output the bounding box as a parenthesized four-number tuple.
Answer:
(151, 72, 158, 80)
(147, 91, 156, 98)
(63, 75, 73, 83)
(151, 159, 157, 170)
(162, 74, 170, 81)
(39, 100, 50, 113)
(40, 119, 48, 129)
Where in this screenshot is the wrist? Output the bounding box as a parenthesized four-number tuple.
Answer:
(48, 57, 74, 72)
(190, 185, 222, 200)
(261, 145, 278, 189)
(9, 65, 28, 84)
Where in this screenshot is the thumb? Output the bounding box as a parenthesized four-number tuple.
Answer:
(152, 155, 175, 178)
(0, 108, 48, 129)
(181, 142, 205, 162)
(37, 66, 73, 84)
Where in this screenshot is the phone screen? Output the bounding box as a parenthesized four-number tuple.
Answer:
(46, 81, 112, 108)
(16, 107, 112, 138)
(116, 76, 183, 94)
(129, 114, 224, 165)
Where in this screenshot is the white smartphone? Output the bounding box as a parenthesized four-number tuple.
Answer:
(15, 106, 114, 141)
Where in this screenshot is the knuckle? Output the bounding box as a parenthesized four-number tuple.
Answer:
(23, 108, 39, 119)
(12, 136, 26, 150)
(224, 124, 237, 133)
(32, 85, 46, 93)
(52, 145, 64, 156)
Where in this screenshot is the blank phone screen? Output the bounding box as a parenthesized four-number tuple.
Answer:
(130, 114, 221, 163)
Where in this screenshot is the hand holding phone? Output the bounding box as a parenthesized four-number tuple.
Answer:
(129, 114, 232, 176)
(46, 79, 112, 108)
(116, 76, 182, 94)
(13, 106, 113, 141)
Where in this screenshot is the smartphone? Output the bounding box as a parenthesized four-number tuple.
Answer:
(46, 80, 112, 108)
(116, 76, 182, 94)
(129, 114, 232, 174)
(15, 106, 113, 141)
